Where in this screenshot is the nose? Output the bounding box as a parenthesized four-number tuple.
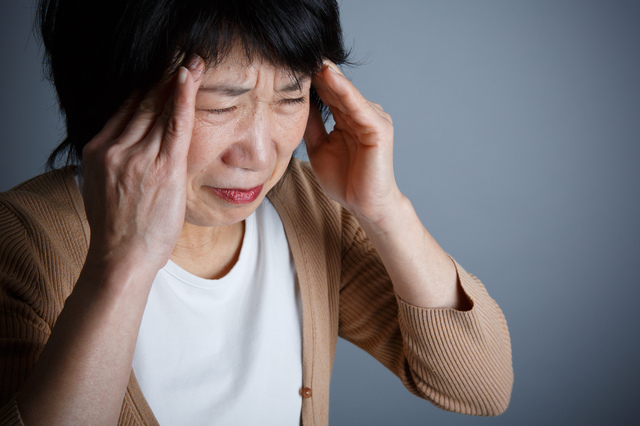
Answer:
(220, 107, 272, 172)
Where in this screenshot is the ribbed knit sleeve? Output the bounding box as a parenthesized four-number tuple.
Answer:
(338, 213, 513, 416)
(0, 203, 50, 406)
(0, 168, 89, 421)
(0, 397, 23, 425)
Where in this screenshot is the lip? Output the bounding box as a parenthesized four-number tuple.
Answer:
(209, 185, 264, 205)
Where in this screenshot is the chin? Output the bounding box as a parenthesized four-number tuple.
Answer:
(184, 198, 263, 228)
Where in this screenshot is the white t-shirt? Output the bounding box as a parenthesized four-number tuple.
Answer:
(132, 199, 303, 425)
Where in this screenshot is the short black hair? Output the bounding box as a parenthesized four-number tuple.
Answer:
(37, 0, 350, 167)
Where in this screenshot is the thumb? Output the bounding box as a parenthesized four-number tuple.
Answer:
(303, 100, 328, 154)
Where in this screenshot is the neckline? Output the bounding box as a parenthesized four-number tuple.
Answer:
(161, 207, 258, 288)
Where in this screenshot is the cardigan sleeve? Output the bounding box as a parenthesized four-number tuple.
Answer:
(0, 170, 89, 423)
(0, 171, 158, 426)
(0, 200, 52, 423)
(337, 213, 513, 416)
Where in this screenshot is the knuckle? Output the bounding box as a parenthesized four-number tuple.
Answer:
(120, 95, 139, 112)
(158, 106, 173, 125)
(82, 140, 97, 158)
(138, 97, 159, 114)
(382, 116, 394, 131)
(121, 151, 151, 179)
(152, 162, 171, 181)
(102, 144, 121, 166)
(166, 113, 189, 140)
(129, 155, 148, 175)
(83, 131, 111, 158)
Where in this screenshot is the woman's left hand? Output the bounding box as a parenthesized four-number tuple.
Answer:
(305, 60, 466, 311)
(304, 60, 401, 225)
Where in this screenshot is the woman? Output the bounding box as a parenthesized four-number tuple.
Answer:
(0, 0, 513, 424)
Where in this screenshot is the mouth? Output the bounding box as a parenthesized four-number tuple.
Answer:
(208, 185, 264, 205)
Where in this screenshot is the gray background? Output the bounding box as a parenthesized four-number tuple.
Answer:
(2, 0, 639, 425)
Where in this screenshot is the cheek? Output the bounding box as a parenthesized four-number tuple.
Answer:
(273, 106, 309, 152)
(186, 119, 232, 170)
(187, 105, 309, 175)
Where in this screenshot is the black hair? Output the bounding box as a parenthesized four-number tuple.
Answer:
(37, 0, 350, 168)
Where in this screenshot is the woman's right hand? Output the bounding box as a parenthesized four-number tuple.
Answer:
(16, 59, 205, 425)
(81, 57, 205, 273)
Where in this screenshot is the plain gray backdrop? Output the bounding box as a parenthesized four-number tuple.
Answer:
(2, 1, 639, 425)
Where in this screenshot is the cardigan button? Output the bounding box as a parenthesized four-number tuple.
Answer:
(300, 387, 312, 398)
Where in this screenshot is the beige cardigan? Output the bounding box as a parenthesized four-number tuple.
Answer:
(0, 159, 512, 425)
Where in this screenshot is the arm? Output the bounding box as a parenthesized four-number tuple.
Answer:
(338, 217, 512, 415)
(305, 61, 513, 414)
(3, 59, 205, 425)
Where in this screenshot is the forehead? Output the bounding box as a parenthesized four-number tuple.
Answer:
(200, 47, 310, 90)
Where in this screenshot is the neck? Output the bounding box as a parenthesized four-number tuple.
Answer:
(170, 221, 245, 280)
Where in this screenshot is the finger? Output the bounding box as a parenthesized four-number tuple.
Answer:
(102, 93, 142, 138)
(317, 60, 385, 133)
(158, 58, 206, 162)
(143, 55, 205, 151)
(303, 100, 328, 153)
(144, 82, 179, 154)
(83, 92, 141, 153)
(332, 117, 361, 156)
(117, 75, 175, 148)
(312, 73, 347, 114)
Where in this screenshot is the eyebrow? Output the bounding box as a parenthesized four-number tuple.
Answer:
(198, 80, 308, 96)
(198, 85, 251, 96)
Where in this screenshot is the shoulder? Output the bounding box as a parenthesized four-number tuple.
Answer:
(1, 167, 87, 237)
(0, 168, 89, 325)
(0, 167, 89, 277)
(1, 167, 85, 225)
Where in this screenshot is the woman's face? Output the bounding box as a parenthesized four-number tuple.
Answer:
(185, 49, 311, 227)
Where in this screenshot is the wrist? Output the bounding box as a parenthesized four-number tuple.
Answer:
(352, 196, 463, 310)
(82, 244, 163, 297)
(86, 237, 168, 271)
(352, 191, 415, 238)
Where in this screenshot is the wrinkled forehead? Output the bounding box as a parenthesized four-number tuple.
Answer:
(200, 48, 312, 92)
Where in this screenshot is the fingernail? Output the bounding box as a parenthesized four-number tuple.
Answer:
(185, 54, 202, 70)
(178, 67, 188, 84)
(188, 56, 206, 82)
(323, 59, 342, 75)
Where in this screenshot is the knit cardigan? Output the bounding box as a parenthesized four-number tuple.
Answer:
(0, 159, 513, 425)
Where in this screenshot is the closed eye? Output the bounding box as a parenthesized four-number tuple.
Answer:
(204, 98, 305, 115)
(280, 97, 307, 106)
(206, 106, 236, 115)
